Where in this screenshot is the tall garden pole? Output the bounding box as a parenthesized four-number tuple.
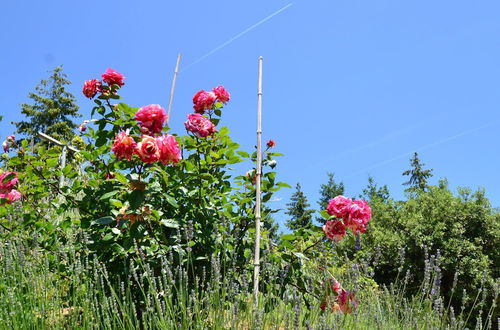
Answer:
(167, 53, 182, 124)
(253, 56, 263, 307)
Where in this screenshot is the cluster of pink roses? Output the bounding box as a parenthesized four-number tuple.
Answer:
(320, 279, 358, 314)
(192, 86, 230, 114)
(323, 196, 372, 242)
(2, 135, 15, 153)
(0, 172, 21, 205)
(82, 68, 125, 99)
(184, 86, 230, 138)
(111, 104, 180, 165)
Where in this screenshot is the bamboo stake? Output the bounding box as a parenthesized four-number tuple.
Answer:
(253, 56, 263, 308)
(167, 53, 182, 124)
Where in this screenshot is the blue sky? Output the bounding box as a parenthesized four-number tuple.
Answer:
(1, 1, 500, 229)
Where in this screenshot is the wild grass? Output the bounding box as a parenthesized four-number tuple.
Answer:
(0, 234, 496, 329)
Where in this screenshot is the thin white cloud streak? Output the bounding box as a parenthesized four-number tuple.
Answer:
(346, 122, 495, 179)
(182, 3, 293, 71)
(332, 123, 422, 161)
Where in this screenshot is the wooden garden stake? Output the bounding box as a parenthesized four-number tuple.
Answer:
(167, 53, 182, 124)
(253, 56, 263, 307)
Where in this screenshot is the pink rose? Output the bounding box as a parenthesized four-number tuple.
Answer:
(346, 200, 371, 233)
(0, 189, 21, 204)
(135, 135, 160, 163)
(83, 79, 101, 98)
(337, 289, 358, 314)
(212, 86, 230, 104)
(134, 104, 167, 135)
(156, 134, 181, 165)
(266, 139, 276, 148)
(101, 68, 125, 86)
(2, 136, 15, 153)
(331, 279, 342, 294)
(322, 220, 346, 242)
(184, 113, 216, 138)
(111, 130, 136, 161)
(326, 195, 352, 219)
(78, 120, 90, 132)
(0, 172, 18, 193)
(192, 90, 216, 114)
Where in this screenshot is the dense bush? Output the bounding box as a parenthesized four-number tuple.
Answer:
(360, 181, 499, 322)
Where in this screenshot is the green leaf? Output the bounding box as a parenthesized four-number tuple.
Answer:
(319, 210, 331, 219)
(100, 190, 119, 201)
(114, 172, 129, 186)
(46, 157, 59, 167)
(236, 151, 250, 158)
(160, 219, 179, 228)
(280, 234, 296, 241)
(277, 182, 292, 188)
(111, 228, 121, 235)
(129, 190, 145, 210)
(95, 216, 114, 225)
(164, 195, 178, 208)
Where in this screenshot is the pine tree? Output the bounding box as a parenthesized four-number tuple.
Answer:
(285, 183, 315, 230)
(317, 172, 345, 224)
(402, 152, 433, 192)
(13, 66, 81, 145)
(361, 176, 390, 202)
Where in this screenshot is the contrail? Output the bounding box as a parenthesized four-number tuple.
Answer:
(346, 121, 495, 178)
(182, 3, 293, 71)
(332, 123, 421, 161)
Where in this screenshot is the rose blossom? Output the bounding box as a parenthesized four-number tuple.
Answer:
(111, 130, 136, 161)
(135, 135, 160, 163)
(78, 120, 90, 132)
(2, 136, 15, 153)
(326, 195, 352, 219)
(134, 104, 167, 135)
(101, 68, 125, 86)
(322, 220, 346, 242)
(212, 85, 230, 103)
(331, 279, 342, 294)
(156, 134, 181, 165)
(266, 139, 276, 148)
(0, 189, 21, 204)
(82, 79, 101, 98)
(0, 172, 18, 193)
(345, 200, 371, 233)
(184, 113, 216, 138)
(192, 90, 216, 113)
(337, 289, 358, 314)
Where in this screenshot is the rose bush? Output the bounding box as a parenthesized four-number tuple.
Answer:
(0, 67, 369, 318)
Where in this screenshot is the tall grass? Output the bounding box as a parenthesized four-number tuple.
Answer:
(0, 234, 496, 329)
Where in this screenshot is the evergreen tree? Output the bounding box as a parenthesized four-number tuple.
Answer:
(285, 183, 315, 230)
(402, 152, 433, 192)
(317, 172, 345, 224)
(361, 176, 390, 202)
(13, 66, 81, 145)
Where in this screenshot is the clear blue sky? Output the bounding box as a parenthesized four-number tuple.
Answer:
(1, 1, 500, 229)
